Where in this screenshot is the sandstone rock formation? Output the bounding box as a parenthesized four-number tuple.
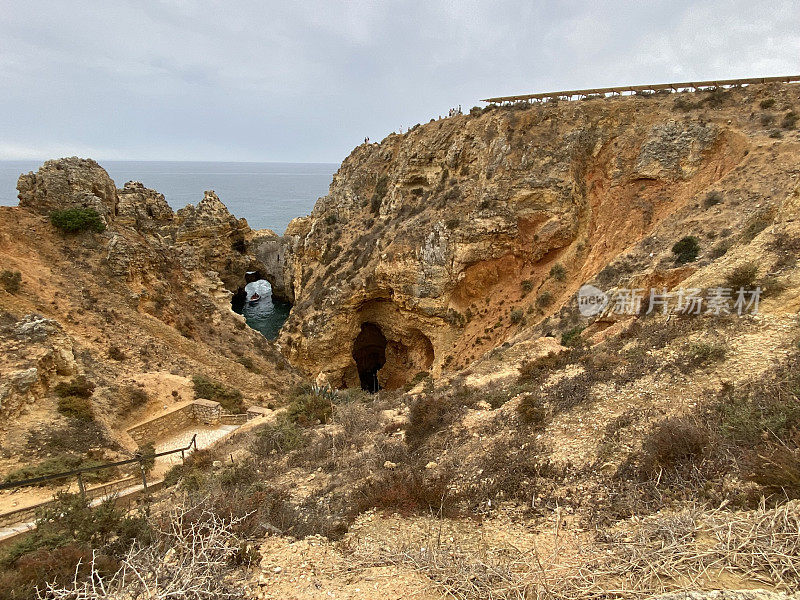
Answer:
(17, 157, 118, 222)
(274, 83, 790, 390)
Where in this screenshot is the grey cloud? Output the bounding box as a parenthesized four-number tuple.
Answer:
(0, 0, 798, 162)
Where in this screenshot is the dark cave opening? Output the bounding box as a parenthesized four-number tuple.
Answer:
(352, 322, 387, 393)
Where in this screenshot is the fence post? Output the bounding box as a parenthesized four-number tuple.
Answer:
(192, 434, 198, 451)
(77, 472, 86, 499)
(139, 459, 148, 492)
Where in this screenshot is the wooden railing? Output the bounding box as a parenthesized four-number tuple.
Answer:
(0, 434, 197, 497)
(481, 75, 800, 104)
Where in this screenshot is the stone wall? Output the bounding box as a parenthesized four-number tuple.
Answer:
(127, 400, 222, 445)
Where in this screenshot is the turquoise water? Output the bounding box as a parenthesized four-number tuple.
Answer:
(231, 291, 291, 340)
(0, 160, 337, 234)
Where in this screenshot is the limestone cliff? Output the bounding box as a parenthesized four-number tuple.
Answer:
(278, 82, 798, 390)
(0, 158, 298, 471)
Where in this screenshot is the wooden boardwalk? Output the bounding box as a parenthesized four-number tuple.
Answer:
(481, 75, 800, 104)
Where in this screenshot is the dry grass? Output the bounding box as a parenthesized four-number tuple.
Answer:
(345, 501, 800, 599)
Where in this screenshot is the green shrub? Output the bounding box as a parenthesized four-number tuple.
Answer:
(759, 98, 776, 109)
(0, 270, 21, 293)
(251, 419, 305, 456)
(192, 375, 245, 413)
(49, 208, 105, 234)
(285, 385, 333, 427)
(672, 341, 728, 373)
(536, 291, 554, 308)
(724, 261, 759, 289)
(549, 263, 567, 281)
(561, 326, 586, 348)
(0, 493, 149, 599)
(672, 236, 700, 264)
(710, 357, 800, 445)
(57, 395, 95, 421)
(510, 308, 524, 324)
(520, 279, 533, 295)
(54, 376, 95, 399)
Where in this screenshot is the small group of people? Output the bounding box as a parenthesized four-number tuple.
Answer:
(447, 105, 462, 117)
(363, 136, 370, 144)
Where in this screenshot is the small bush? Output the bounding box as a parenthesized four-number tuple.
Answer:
(137, 442, 156, 475)
(406, 393, 459, 446)
(192, 375, 245, 413)
(236, 356, 259, 373)
(54, 376, 95, 399)
(782, 111, 799, 129)
(743, 445, 800, 496)
(285, 385, 333, 427)
(50, 208, 105, 234)
(710, 356, 800, 445)
(724, 261, 759, 289)
(544, 371, 594, 414)
(741, 211, 774, 243)
(536, 291, 554, 308)
(518, 351, 565, 384)
(516, 394, 547, 427)
(510, 308, 524, 324)
(520, 279, 533, 295)
(642, 416, 709, 471)
(351, 465, 456, 517)
(107, 345, 126, 361)
(1, 270, 21, 293)
(57, 395, 95, 421)
(561, 326, 585, 348)
(672, 236, 700, 264)
(703, 191, 723, 208)
(251, 419, 305, 456)
(549, 263, 567, 281)
(709, 239, 733, 259)
(759, 98, 776, 109)
(122, 386, 149, 412)
(673, 341, 728, 373)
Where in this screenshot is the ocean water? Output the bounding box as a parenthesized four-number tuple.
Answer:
(0, 160, 338, 234)
(231, 280, 291, 340)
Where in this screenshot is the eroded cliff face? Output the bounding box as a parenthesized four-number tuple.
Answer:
(278, 83, 798, 390)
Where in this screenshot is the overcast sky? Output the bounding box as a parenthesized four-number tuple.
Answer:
(0, 0, 798, 163)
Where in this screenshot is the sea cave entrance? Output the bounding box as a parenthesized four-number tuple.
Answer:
(352, 323, 387, 393)
(231, 271, 292, 340)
